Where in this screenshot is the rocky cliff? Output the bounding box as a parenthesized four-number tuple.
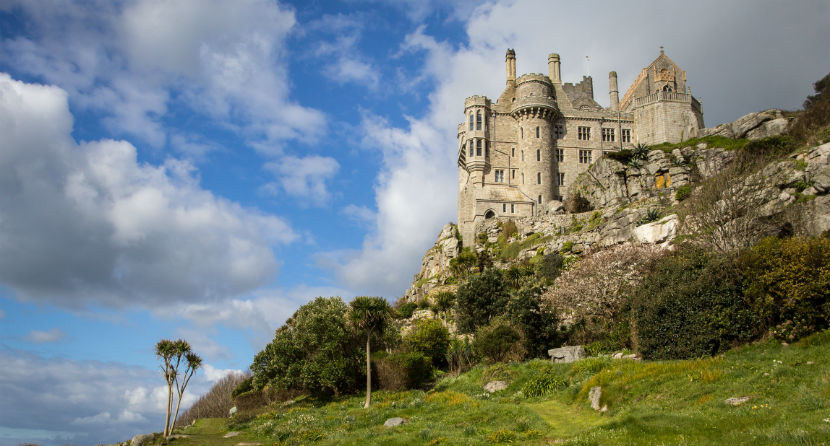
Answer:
(400, 110, 830, 303)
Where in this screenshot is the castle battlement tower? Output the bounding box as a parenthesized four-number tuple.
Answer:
(457, 48, 703, 244)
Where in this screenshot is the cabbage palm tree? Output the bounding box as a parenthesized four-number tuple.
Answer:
(349, 297, 392, 408)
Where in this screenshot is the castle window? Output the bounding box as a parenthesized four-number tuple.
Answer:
(621, 129, 631, 143)
(469, 114, 474, 131)
(538, 195, 542, 204)
(556, 149, 564, 162)
(521, 173, 525, 184)
(662, 85, 673, 92)
(520, 127, 523, 139)
(537, 172, 541, 184)
(536, 126, 540, 138)
(512, 169, 516, 179)
(495, 169, 505, 183)
(512, 147, 515, 157)
(503, 203, 507, 212)
(554, 124, 564, 139)
(476, 112, 482, 130)
(521, 151, 524, 161)
(476, 139, 482, 156)
(510, 203, 515, 213)
(558, 172, 565, 186)
(579, 149, 592, 164)
(578, 126, 591, 140)
(536, 149, 540, 161)
(469, 141, 473, 157)
(602, 128, 615, 142)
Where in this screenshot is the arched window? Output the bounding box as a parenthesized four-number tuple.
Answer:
(476, 139, 482, 156)
(537, 172, 541, 184)
(662, 85, 673, 92)
(476, 112, 482, 130)
(469, 114, 474, 131)
(536, 126, 540, 138)
(469, 140, 473, 157)
(536, 149, 541, 161)
(485, 210, 495, 219)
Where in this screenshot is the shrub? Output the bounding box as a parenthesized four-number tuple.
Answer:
(249, 297, 362, 396)
(455, 268, 509, 333)
(446, 338, 477, 375)
(675, 184, 691, 201)
(632, 248, 759, 360)
(560, 241, 574, 253)
(432, 291, 456, 313)
(502, 220, 518, 240)
(739, 236, 830, 341)
(404, 318, 451, 368)
(565, 192, 593, 213)
(522, 372, 567, 397)
(543, 244, 662, 348)
(397, 302, 417, 319)
(535, 251, 564, 283)
(449, 247, 477, 278)
(507, 285, 560, 358)
(375, 352, 433, 390)
(474, 318, 526, 363)
(788, 72, 830, 144)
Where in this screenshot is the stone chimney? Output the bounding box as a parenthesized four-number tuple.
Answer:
(505, 49, 516, 84)
(609, 71, 619, 111)
(548, 53, 561, 84)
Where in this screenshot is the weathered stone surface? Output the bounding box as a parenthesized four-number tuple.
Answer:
(589, 386, 607, 412)
(130, 433, 154, 446)
(701, 109, 786, 140)
(484, 380, 509, 393)
(548, 345, 586, 363)
(633, 214, 678, 246)
(746, 118, 789, 140)
(384, 417, 408, 428)
(725, 396, 751, 406)
(545, 200, 565, 215)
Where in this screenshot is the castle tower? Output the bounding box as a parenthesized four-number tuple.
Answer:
(609, 71, 619, 111)
(511, 74, 559, 207)
(548, 53, 561, 84)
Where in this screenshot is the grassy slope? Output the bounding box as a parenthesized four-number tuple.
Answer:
(162, 330, 830, 446)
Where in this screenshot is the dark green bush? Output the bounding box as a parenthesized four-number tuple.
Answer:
(507, 285, 560, 358)
(449, 247, 477, 278)
(404, 318, 450, 368)
(455, 268, 509, 333)
(522, 372, 567, 397)
(446, 338, 477, 375)
(632, 249, 759, 360)
(432, 291, 456, 312)
(502, 220, 518, 240)
(739, 236, 830, 341)
(535, 252, 564, 283)
(232, 375, 254, 398)
(396, 302, 417, 319)
(374, 352, 433, 390)
(473, 318, 526, 363)
(675, 184, 691, 201)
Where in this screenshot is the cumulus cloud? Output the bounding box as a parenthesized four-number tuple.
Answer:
(324, 0, 830, 298)
(0, 0, 324, 149)
(25, 328, 66, 344)
(307, 13, 380, 90)
(201, 363, 245, 383)
(0, 74, 295, 308)
(263, 155, 340, 205)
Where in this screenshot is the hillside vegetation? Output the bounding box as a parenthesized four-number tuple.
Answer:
(127, 72, 830, 446)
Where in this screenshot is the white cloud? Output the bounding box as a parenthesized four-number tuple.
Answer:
(201, 364, 244, 383)
(342, 204, 376, 227)
(264, 155, 340, 205)
(1, 0, 324, 149)
(25, 328, 65, 344)
(0, 73, 295, 308)
(307, 14, 381, 90)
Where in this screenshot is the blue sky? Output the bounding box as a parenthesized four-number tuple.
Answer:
(0, 0, 828, 444)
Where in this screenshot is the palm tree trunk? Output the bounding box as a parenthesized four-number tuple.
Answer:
(172, 390, 183, 434)
(363, 333, 371, 409)
(164, 375, 173, 437)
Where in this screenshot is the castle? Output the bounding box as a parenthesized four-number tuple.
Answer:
(457, 48, 704, 243)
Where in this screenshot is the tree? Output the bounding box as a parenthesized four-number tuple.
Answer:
(250, 297, 362, 397)
(455, 268, 509, 333)
(156, 339, 199, 439)
(349, 296, 392, 409)
(403, 318, 450, 368)
(171, 350, 201, 432)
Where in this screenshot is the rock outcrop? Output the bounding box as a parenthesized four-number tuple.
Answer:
(699, 109, 791, 140)
(400, 223, 461, 303)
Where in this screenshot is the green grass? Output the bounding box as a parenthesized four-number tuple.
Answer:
(167, 330, 830, 445)
(497, 233, 552, 260)
(650, 135, 750, 153)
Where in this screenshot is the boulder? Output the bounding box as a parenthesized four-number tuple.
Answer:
(130, 433, 154, 446)
(746, 118, 788, 140)
(384, 417, 408, 428)
(633, 214, 678, 246)
(548, 345, 586, 363)
(725, 396, 751, 406)
(588, 386, 607, 412)
(229, 406, 237, 416)
(483, 380, 509, 393)
(545, 200, 565, 215)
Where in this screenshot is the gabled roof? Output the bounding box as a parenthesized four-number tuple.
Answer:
(619, 50, 686, 110)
